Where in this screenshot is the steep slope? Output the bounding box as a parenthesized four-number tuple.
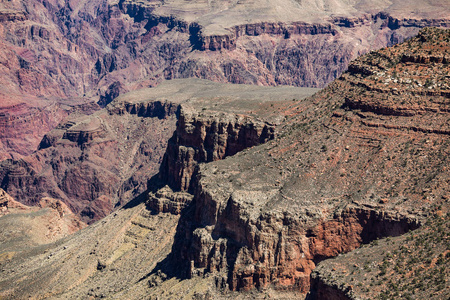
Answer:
(0, 0, 449, 159)
(168, 27, 449, 294)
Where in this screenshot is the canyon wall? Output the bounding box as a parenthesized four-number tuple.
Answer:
(159, 108, 275, 191)
(183, 197, 419, 292)
(147, 28, 450, 294)
(0, 29, 448, 299)
(0, 96, 179, 223)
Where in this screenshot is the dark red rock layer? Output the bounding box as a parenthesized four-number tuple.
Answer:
(0, 99, 179, 223)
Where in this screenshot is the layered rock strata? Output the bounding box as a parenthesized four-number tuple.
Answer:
(147, 185, 194, 214)
(159, 27, 450, 294)
(0, 0, 449, 158)
(0, 91, 180, 223)
(0, 29, 448, 299)
(0, 100, 68, 160)
(160, 108, 275, 191)
(0, 79, 317, 222)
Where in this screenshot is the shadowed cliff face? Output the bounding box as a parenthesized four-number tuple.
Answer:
(159, 108, 275, 192)
(310, 213, 450, 300)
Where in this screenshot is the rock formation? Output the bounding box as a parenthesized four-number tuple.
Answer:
(0, 188, 28, 215)
(159, 108, 275, 191)
(0, 99, 69, 160)
(158, 27, 450, 294)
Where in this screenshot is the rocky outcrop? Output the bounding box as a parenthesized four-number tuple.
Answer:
(0, 188, 28, 215)
(61, 117, 106, 145)
(310, 212, 450, 300)
(198, 22, 338, 51)
(147, 185, 194, 214)
(181, 182, 419, 292)
(152, 28, 450, 294)
(159, 108, 275, 191)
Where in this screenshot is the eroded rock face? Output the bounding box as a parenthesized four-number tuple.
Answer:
(147, 185, 194, 214)
(310, 213, 450, 300)
(160, 108, 275, 191)
(0, 96, 179, 223)
(0, 188, 28, 215)
(180, 178, 420, 292)
(159, 28, 450, 293)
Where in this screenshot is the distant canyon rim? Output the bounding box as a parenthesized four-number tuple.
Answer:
(0, 0, 449, 159)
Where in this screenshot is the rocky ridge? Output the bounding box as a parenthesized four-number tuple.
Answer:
(159, 108, 276, 192)
(155, 27, 450, 295)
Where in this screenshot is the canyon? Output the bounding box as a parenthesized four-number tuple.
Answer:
(0, 80, 317, 223)
(0, 0, 449, 160)
(0, 27, 448, 299)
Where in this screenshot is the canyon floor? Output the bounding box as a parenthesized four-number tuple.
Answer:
(0, 27, 448, 299)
